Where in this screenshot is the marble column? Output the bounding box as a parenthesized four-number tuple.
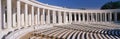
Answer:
(69, 12, 72, 23)
(79, 13, 81, 22)
(74, 13, 77, 22)
(53, 10, 56, 24)
(91, 13, 93, 22)
(100, 13, 102, 22)
(82, 13, 85, 22)
(31, 6, 34, 25)
(47, 10, 50, 24)
(41, 9, 45, 24)
(0, 0, 3, 30)
(105, 13, 107, 22)
(114, 13, 117, 22)
(17, 0, 21, 28)
(25, 3, 28, 26)
(37, 8, 40, 25)
(12, 8, 16, 27)
(96, 13, 97, 22)
(109, 12, 112, 22)
(64, 12, 68, 23)
(7, 0, 12, 29)
(58, 11, 62, 24)
(87, 13, 89, 22)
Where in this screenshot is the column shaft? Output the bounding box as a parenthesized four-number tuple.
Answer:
(69, 13, 72, 23)
(87, 13, 89, 22)
(17, 0, 21, 28)
(0, 0, 3, 30)
(105, 13, 107, 22)
(7, 0, 12, 29)
(114, 13, 117, 22)
(100, 13, 102, 22)
(74, 13, 77, 22)
(96, 13, 97, 22)
(53, 11, 56, 24)
(58, 11, 62, 24)
(41, 9, 45, 24)
(37, 8, 40, 25)
(25, 3, 28, 26)
(109, 12, 112, 22)
(79, 13, 81, 22)
(31, 6, 34, 25)
(47, 10, 50, 24)
(83, 13, 85, 22)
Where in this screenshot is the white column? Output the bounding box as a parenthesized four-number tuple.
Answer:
(21, 11, 24, 26)
(0, 0, 3, 30)
(96, 13, 97, 22)
(53, 10, 56, 24)
(37, 8, 40, 25)
(109, 12, 112, 22)
(74, 13, 77, 22)
(69, 12, 72, 23)
(79, 13, 81, 22)
(100, 13, 102, 22)
(41, 9, 45, 24)
(47, 10, 50, 24)
(25, 3, 28, 26)
(82, 13, 85, 22)
(91, 13, 93, 22)
(31, 6, 34, 25)
(7, 0, 12, 29)
(87, 13, 89, 22)
(35, 11, 37, 25)
(64, 12, 68, 23)
(58, 11, 62, 24)
(17, 0, 21, 28)
(114, 13, 117, 22)
(105, 13, 107, 22)
(13, 8, 16, 27)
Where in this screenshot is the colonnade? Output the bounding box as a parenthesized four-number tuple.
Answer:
(0, 0, 120, 31)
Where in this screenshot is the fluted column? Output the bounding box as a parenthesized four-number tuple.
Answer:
(25, 3, 28, 26)
(53, 10, 56, 24)
(37, 8, 40, 25)
(7, 0, 12, 29)
(114, 13, 117, 22)
(21, 10, 24, 26)
(17, 0, 21, 28)
(79, 13, 81, 22)
(47, 10, 50, 24)
(35, 10, 37, 25)
(31, 6, 34, 25)
(58, 11, 62, 24)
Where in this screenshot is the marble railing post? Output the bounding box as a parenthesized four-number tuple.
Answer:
(25, 3, 28, 26)
(7, 0, 12, 29)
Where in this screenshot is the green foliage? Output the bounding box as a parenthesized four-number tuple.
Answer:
(101, 1, 120, 9)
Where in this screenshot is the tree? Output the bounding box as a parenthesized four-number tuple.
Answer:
(101, 1, 120, 10)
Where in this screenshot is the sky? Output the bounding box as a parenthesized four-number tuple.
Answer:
(37, 0, 119, 9)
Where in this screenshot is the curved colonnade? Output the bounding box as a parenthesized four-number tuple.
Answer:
(0, 0, 120, 39)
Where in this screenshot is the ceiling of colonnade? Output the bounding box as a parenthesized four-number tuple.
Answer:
(37, 0, 119, 10)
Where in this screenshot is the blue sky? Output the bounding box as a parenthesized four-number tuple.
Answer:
(37, 0, 119, 9)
